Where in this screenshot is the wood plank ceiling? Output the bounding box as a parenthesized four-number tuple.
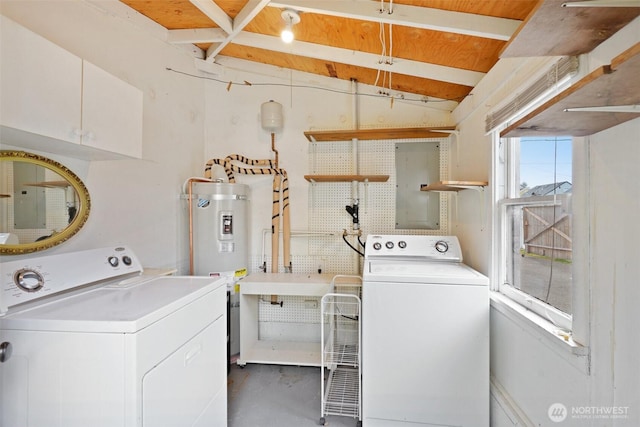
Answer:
(118, 0, 638, 108)
(119, 0, 536, 105)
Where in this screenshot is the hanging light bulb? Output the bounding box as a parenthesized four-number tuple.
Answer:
(280, 9, 300, 44)
(281, 24, 294, 43)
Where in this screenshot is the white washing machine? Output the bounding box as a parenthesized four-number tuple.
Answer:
(0, 246, 227, 427)
(362, 235, 489, 427)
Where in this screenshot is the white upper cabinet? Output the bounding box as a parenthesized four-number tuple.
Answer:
(0, 15, 83, 144)
(0, 15, 143, 160)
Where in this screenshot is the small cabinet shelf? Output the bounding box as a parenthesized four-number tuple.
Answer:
(304, 126, 455, 142)
(421, 180, 487, 192)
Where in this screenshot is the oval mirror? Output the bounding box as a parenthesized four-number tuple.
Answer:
(0, 151, 90, 255)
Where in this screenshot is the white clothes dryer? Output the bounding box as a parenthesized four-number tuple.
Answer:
(0, 246, 227, 427)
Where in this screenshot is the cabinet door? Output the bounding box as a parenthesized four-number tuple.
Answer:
(0, 15, 82, 144)
(81, 61, 143, 158)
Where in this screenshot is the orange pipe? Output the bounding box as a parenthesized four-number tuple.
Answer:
(271, 133, 279, 168)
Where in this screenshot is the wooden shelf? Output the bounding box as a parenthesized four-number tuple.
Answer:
(501, 43, 640, 138)
(500, 0, 640, 58)
(23, 180, 70, 188)
(420, 180, 488, 192)
(304, 127, 456, 142)
(304, 175, 389, 183)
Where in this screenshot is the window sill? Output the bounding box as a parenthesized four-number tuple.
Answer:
(490, 292, 590, 374)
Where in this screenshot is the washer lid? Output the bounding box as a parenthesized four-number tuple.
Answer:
(0, 276, 225, 333)
(364, 260, 489, 285)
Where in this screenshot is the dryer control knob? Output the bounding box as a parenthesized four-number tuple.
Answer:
(385, 241, 394, 249)
(398, 240, 407, 249)
(108, 256, 119, 267)
(14, 269, 44, 292)
(372, 242, 382, 250)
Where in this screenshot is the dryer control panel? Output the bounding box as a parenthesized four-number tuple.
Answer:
(364, 235, 462, 262)
(0, 246, 142, 315)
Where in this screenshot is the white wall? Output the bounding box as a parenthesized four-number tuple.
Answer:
(452, 15, 640, 427)
(0, 1, 205, 270)
(588, 118, 640, 423)
(203, 58, 453, 273)
(486, 117, 640, 427)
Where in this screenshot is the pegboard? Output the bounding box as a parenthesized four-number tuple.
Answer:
(256, 294, 323, 342)
(307, 137, 450, 276)
(258, 295, 322, 324)
(249, 254, 356, 277)
(246, 135, 451, 341)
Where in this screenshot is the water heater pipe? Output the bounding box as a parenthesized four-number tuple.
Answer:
(271, 133, 279, 169)
(183, 176, 214, 275)
(204, 155, 292, 273)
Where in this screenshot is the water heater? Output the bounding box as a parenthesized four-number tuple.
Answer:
(191, 182, 249, 279)
(191, 182, 248, 358)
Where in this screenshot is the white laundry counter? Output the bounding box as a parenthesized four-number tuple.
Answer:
(237, 273, 334, 367)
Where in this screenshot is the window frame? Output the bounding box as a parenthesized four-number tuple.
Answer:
(492, 132, 591, 357)
(486, 57, 591, 370)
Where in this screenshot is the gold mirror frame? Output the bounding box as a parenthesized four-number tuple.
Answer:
(0, 151, 91, 255)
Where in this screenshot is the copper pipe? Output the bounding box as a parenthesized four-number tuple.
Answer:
(271, 133, 279, 168)
(187, 177, 213, 276)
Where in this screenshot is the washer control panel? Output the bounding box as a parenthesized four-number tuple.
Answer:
(0, 246, 142, 315)
(364, 235, 463, 262)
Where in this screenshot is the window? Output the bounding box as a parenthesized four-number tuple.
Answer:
(497, 136, 573, 331)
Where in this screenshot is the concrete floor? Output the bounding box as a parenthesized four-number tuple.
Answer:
(228, 363, 360, 427)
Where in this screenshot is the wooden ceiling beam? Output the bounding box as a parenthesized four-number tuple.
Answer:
(231, 31, 485, 87)
(268, 0, 521, 41)
(167, 28, 227, 44)
(204, 0, 272, 60)
(189, 0, 233, 34)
